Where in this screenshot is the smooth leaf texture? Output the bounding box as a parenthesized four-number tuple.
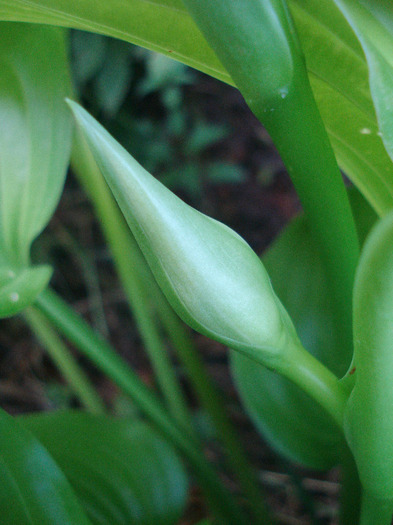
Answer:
(0, 1, 392, 214)
(232, 191, 377, 469)
(0, 407, 91, 524)
(333, 1, 393, 170)
(345, 211, 393, 500)
(22, 411, 189, 525)
(0, 23, 72, 316)
(69, 101, 302, 370)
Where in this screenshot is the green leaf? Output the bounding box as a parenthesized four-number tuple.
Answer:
(0, 266, 52, 318)
(22, 411, 189, 525)
(0, 406, 91, 524)
(333, 2, 393, 173)
(69, 100, 302, 370)
(0, 1, 392, 214)
(344, 210, 393, 500)
(231, 190, 377, 469)
(0, 23, 72, 316)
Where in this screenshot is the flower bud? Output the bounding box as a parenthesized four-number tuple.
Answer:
(69, 101, 300, 368)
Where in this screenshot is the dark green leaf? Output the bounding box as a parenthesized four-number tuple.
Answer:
(0, 407, 91, 524)
(22, 411, 189, 525)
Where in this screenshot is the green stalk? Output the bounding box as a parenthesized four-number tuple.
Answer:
(24, 307, 106, 415)
(276, 343, 348, 429)
(182, 0, 359, 365)
(71, 133, 193, 434)
(35, 287, 248, 525)
(359, 492, 393, 525)
(71, 131, 272, 523)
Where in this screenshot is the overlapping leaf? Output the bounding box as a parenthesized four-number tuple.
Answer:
(0, 1, 392, 214)
(0, 23, 72, 316)
(22, 411, 189, 525)
(333, 1, 393, 184)
(0, 407, 91, 524)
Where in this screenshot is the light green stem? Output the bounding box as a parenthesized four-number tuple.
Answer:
(275, 343, 348, 429)
(24, 307, 106, 415)
(359, 492, 393, 525)
(71, 130, 272, 523)
(35, 288, 248, 525)
(71, 132, 193, 434)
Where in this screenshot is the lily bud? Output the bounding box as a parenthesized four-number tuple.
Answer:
(69, 101, 300, 369)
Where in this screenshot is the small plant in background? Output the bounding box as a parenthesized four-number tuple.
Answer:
(1, 1, 393, 524)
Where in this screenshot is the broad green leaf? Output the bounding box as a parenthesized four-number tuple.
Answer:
(0, 2, 392, 214)
(22, 411, 189, 525)
(69, 101, 302, 371)
(231, 191, 377, 469)
(345, 210, 393, 500)
(0, 23, 72, 316)
(333, 1, 393, 173)
(0, 406, 91, 524)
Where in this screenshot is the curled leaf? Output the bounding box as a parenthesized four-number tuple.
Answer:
(69, 100, 301, 369)
(345, 210, 393, 500)
(0, 23, 72, 317)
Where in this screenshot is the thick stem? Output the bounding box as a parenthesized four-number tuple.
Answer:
(359, 492, 393, 525)
(261, 82, 359, 364)
(35, 288, 248, 525)
(275, 343, 348, 429)
(24, 307, 106, 415)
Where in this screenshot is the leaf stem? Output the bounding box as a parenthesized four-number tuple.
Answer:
(275, 343, 348, 429)
(24, 307, 106, 415)
(35, 287, 249, 525)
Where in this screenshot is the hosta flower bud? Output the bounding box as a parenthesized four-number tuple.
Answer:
(69, 101, 300, 369)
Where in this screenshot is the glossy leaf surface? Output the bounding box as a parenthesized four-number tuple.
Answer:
(345, 211, 393, 500)
(22, 411, 189, 525)
(0, 23, 72, 316)
(232, 192, 377, 468)
(0, 1, 392, 214)
(333, 1, 393, 168)
(69, 101, 301, 370)
(0, 407, 91, 524)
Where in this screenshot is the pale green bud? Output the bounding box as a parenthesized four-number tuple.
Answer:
(69, 101, 300, 368)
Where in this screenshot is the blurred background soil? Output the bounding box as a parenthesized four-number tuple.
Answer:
(0, 32, 341, 524)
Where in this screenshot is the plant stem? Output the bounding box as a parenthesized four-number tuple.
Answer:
(276, 343, 348, 429)
(24, 307, 106, 415)
(35, 287, 249, 525)
(71, 133, 193, 434)
(359, 492, 393, 525)
(261, 83, 359, 365)
(71, 132, 272, 523)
